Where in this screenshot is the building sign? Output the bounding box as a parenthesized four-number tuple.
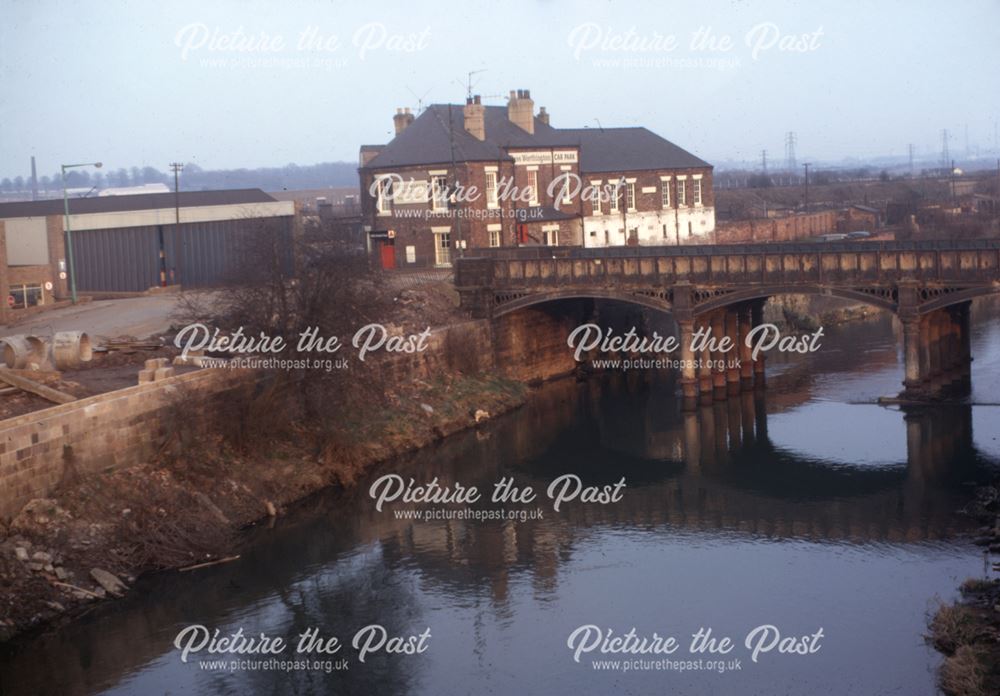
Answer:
(510, 150, 579, 166)
(392, 179, 432, 205)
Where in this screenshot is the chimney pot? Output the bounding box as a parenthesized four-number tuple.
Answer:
(393, 107, 414, 135)
(464, 97, 486, 140)
(508, 88, 535, 134)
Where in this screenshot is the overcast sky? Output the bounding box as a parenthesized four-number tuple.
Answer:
(2, 0, 998, 179)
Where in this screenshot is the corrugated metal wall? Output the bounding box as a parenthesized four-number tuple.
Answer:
(72, 217, 293, 292)
(73, 226, 162, 292)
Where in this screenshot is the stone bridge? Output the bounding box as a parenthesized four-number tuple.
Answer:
(454, 240, 1000, 405)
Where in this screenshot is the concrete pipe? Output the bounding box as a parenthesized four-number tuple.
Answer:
(1, 334, 46, 369)
(52, 331, 93, 370)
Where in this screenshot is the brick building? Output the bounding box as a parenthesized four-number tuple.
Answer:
(359, 90, 714, 268)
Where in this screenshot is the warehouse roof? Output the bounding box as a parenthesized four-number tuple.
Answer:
(0, 189, 280, 219)
(363, 104, 710, 173)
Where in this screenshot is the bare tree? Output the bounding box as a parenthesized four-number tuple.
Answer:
(177, 218, 394, 452)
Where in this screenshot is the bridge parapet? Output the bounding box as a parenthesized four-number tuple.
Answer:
(455, 240, 1000, 318)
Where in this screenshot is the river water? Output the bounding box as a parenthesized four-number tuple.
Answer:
(2, 300, 1000, 696)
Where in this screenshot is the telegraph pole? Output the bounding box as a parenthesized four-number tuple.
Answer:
(169, 162, 184, 285)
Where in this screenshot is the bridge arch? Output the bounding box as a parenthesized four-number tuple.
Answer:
(492, 288, 673, 317)
(692, 284, 898, 316)
(917, 285, 1000, 314)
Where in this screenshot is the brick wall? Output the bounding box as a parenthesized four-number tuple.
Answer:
(0, 368, 249, 520)
(714, 210, 837, 243)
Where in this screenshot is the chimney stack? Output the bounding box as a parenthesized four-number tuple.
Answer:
(464, 94, 486, 141)
(393, 107, 414, 135)
(537, 106, 549, 126)
(508, 89, 534, 134)
(30, 156, 38, 201)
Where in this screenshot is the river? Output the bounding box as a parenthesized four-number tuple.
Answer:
(2, 299, 999, 695)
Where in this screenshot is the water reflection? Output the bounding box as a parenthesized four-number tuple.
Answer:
(2, 306, 999, 696)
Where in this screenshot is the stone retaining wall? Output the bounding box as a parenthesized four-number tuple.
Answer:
(0, 368, 248, 520)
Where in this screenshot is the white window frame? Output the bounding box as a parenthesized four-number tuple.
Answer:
(625, 182, 636, 212)
(432, 228, 452, 266)
(609, 180, 620, 213)
(676, 176, 687, 207)
(431, 175, 448, 212)
(527, 169, 539, 206)
(590, 180, 602, 215)
(660, 176, 671, 208)
(693, 175, 703, 206)
(542, 225, 559, 246)
(376, 176, 391, 215)
(488, 223, 502, 247)
(485, 170, 499, 209)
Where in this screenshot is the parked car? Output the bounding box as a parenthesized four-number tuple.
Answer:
(818, 233, 849, 242)
(846, 230, 872, 239)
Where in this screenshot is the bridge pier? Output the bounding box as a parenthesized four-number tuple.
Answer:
(678, 320, 699, 411)
(956, 302, 973, 389)
(750, 299, 767, 388)
(681, 300, 766, 410)
(698, 339, 714, 406)
(711, 311, 727, 400)
(738, 304, 754, 389)
(725, 308, 741, 395)
(900, 301, 972, 400)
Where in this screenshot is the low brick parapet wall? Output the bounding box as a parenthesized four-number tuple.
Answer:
(0, 367, 250, 521)
(715, 211, 838, 243)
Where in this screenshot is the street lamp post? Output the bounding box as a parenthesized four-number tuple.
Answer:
(61, 161, 102, 304)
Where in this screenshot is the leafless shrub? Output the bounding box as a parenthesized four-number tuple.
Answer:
(175, 218, 394, 452)
(111, 487, 231, 570)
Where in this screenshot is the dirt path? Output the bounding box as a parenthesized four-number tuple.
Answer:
(1, 295, 182, 340)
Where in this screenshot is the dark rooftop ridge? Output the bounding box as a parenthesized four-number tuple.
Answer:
(0, 188, 280, 219)
(364, 103, 710, 173)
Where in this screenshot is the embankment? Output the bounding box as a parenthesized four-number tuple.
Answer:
(0, 318, 528, 642)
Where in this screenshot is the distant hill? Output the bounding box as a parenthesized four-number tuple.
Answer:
(182, 162, 359, 191)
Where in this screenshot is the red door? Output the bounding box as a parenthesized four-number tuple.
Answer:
(379, 240, 395, 269)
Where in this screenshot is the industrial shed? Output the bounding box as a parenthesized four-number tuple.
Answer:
(0, 189, 295, 300)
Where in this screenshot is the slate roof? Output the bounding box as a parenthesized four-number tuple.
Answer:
(559, 127, 710, 173)
(364, 105, 710, 173)
(0, 189, 280, 219)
